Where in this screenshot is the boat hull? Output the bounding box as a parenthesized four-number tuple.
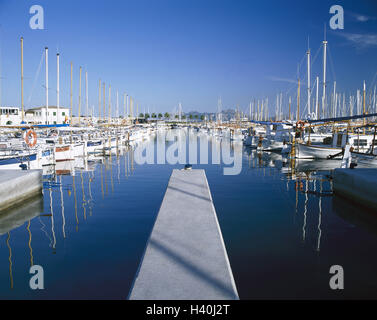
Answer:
(295, 144, 343, 159)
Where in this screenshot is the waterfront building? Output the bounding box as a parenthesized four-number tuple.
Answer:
(25, 106, 70, 125)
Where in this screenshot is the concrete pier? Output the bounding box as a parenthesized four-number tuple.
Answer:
(333, 168, 377, 210)
(129, 169, 238, 300)
(0, 170, 43, 212)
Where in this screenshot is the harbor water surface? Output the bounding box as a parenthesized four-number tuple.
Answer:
(1, 130, 377, 299)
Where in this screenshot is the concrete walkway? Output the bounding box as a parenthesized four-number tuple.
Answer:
(0, 170, 42, 212)
(129, 169, 238, 300)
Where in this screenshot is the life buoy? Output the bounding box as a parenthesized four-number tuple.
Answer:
(25, 129, 37, 147)
(296, 120, 306, 131)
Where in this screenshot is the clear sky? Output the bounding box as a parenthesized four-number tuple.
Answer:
(0, 0, 376, 116)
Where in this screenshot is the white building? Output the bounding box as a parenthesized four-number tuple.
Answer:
(0, 107, 21, 126)
(25, 106, 70, 125)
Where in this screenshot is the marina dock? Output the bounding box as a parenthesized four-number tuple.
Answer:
(333, 168, 377, 210)
(0, 170, 43, 212)
(129, 169, 239, 300)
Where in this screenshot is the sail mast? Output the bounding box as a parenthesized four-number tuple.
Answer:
(70, 62, 73, 124)
(45, 47, 49, 124)
(307, 45, 311, 118)
(363, 81, 366, 127)
(322, 33, 328, 119)
(297, 79, 300, 121)
(108, 85, 111, 124)
(85, 71, 88, 120)
(98, 79, 101, 121)
(78, 66, 82, 126)
(123, 93, 126, 119)
(103, 82, 105, 122)
(315, 76, 319, 120)
(21, 37, 24, 123)
(57, 53, 60, 124)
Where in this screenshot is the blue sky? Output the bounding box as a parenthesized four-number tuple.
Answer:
(0, 0, 376, 116)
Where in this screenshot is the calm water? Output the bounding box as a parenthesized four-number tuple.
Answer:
(1, 129, 377, 299)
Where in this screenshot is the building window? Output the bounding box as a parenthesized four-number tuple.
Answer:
(53, 112, 56, 116)
(62, 112, 65, 116)
(54, 121, 57, 124)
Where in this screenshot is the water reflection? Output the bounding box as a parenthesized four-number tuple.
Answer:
(0, 130, 377, 298)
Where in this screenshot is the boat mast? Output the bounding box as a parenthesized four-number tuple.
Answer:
(108, 85, 111, 124)
(297, 79, 300, 121)
(126, 94, 129, 120)
(45, 47, 49, 124)
(78, 66, 82, 126)
(57, 53, 60, 124)
(70, 62, 73, 123)
(123, 93, 126, 119)
(363, 81, 366, 127)
(116, 90, 119, 123)
(21, 37, 24, 123)
(333, 81, 337, 117)
(103, 82, 105, 122)
(85, 71, 88, 121)
(98, 79, 101, 121)
(322, 29, 327, 120)
(307, 44, 311, 118)
(315, 76, 319, 119)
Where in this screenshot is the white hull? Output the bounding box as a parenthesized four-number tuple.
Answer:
(55, 145, 74, 162)
(295, 143, 343, 159)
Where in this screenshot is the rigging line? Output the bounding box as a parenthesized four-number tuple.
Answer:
(26, 50, 45, 108)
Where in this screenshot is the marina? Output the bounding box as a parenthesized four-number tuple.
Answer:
(1, 130, 377, 299)
(0, 0, 377, 302)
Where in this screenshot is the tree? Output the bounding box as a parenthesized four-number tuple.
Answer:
(189, 114, 193, 120)
(158, 113, 163, 119)
(139, 113, 144, 118)
(145, 113, 150, 119)
(164, 112, 170, 119)
(152, 113, 157, 118)
(182, 115, 186, 119)
(175, 114, 179, 119)
(200, 115, 205, 121)
(194, 114, 198, 119)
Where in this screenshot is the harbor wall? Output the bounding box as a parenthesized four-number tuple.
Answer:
(0, 170, 43, 212)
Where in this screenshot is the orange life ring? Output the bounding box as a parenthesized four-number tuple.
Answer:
(25, 129, 37, 147)
(296, 120, 306, 131)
